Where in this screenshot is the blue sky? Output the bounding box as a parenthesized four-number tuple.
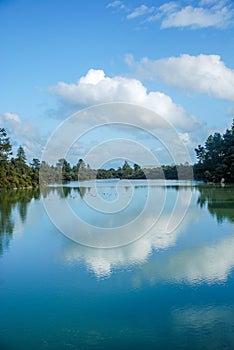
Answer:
(1, 0, 234, 166)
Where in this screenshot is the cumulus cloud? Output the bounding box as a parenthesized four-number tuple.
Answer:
(128, 54, 234, 101)
(49, 68, 200, 132)
(127, 4, 154, 19)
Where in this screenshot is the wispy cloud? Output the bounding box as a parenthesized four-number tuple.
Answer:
(148, 1, 179, 22)
(159, 2, 233, 29)
(107, 0, 234, 29)
(106, 0, 126, 10)
(127, 4, 154, 20)
(126, 54, 234, 100)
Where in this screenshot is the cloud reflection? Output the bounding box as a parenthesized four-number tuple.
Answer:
(137, 235, 234, 285)
(58, 184, 234, 283)
(59, 184, 194, 278)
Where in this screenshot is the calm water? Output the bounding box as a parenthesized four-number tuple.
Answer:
(0, 180, 234, 349)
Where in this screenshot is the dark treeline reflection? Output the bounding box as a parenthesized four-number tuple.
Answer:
(0, 186, 90, 255)
(197, 185, 234, 223)
(41, 185, 89, 199)
(0, 188, 40, 255)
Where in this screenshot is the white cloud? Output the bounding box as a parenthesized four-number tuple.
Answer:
(107, 0, 234, 29)
(161, 4, 233, 29)
(129, 54, 234, 101)
(178, 132, 192, 147)
(148, 1, 179, 22)
(106, 0, 125, 10)
(0, 112, 44, 160)
(159, 1, 179, 13)
(0, 112, 22, 136)
(49, 68, 200, 132)
(2, 112, 21, 123)
(199, 0, 228, 8)
(127, 4, 154, 19)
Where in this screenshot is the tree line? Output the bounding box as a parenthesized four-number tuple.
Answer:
(0, 121, 233, 188)
(0, 128, 39, 188)
(37, 159, 193, 184)
(194, 120, 234, 183)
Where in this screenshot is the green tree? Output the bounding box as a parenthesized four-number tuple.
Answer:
(222, 121, 234, 182)
(30, 158, 41, 170)
(62, 159, 72, 181)
(132, 163, 146, 179)
(0, 128, 12, 162)
(195, 145, 206, 164)
(77, 158, 85, 170)
(194, 120, 234, 183)
(122, 161, 132, 178)
(16, 145, 27, 163)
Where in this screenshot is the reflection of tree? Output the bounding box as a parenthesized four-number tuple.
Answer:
(40, 186, 72, 199)
(61, 187, 72, 198)
(75, 186, 87, 198)
(40, 185, 88, 200)
(197, 185, 234, 223)
(0, 189, 39, 255)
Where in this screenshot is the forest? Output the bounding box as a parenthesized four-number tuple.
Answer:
(0, 121, 233, 189)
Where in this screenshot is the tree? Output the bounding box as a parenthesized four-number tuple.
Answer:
(16, 146, 27, 163)
(133, 163, 146, 179)
(122, 161, 132, 178)
(77, 158, 85, 170)
(0, 128, 12, 162)
(30, 158, 41, 170)
(195, 145, 206, 164)
(0, 130, 39, 188)
(62, 159, 72, 181)
(222, 121, 234, 183)
(194, 120, 234, 183)
(133, 163, 141, 172)
(56, 158, 64, 169)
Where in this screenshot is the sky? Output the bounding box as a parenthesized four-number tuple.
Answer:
(0, 0, 234, 167)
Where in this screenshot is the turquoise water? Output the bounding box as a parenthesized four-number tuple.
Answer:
(0, 180, 234, 349)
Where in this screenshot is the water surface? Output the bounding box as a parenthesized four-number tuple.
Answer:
(0, 181, 234, 349)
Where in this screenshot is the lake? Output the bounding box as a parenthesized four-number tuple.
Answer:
(0, 180, 234, 349)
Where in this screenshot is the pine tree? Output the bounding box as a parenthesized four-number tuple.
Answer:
(0, 128, 12, 162)
(16, 146, 27, 163)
